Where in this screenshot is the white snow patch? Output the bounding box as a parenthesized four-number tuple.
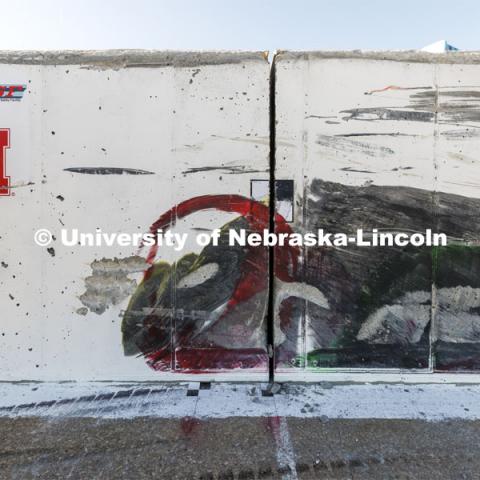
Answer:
(1, 382, 480, 421)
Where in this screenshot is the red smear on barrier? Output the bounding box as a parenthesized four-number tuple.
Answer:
(139, 194, 299, 372)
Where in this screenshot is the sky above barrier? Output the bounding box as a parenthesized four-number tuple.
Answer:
(2, 0, 480, 51)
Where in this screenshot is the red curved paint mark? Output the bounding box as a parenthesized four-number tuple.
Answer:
(366, 85, 406, 95)
(144, 194, 299, 305)
(139, 194, 300, 371)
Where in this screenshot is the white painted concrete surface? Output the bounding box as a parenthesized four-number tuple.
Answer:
(0, 51, 270, 381)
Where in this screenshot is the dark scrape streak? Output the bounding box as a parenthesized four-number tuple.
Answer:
(335, 133, 414, 137)
(340, 167, 375, 173)
(64, 167, 155, 175)
(341, 108, 434, 122)
(182, 166, 267, 175)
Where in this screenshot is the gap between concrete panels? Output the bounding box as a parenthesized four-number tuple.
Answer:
(266, 50, 277, 383)
(264, 51, 480, 385)
(3, 51, 480, 386)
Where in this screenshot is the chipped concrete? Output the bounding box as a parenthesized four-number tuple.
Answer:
(0, 50, 268, 68)
(277, 50, 480, 64)
(79, 256, 148, 315)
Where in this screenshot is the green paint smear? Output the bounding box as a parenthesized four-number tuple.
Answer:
(304, 244, 480, 369)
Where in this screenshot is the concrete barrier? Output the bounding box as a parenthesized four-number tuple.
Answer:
(2, 50, 480, 381)
(274, 51, 480, 377)
(0, 51, 270, 380)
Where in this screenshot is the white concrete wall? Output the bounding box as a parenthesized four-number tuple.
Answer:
(0, 51, 270, 381)
(2, 50, 480, 382)
(274, 51, 480, 375)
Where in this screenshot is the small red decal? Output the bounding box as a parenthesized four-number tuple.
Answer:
(0, 129, 10, 196)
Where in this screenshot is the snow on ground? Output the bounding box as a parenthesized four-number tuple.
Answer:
(0, 382, 479, 420)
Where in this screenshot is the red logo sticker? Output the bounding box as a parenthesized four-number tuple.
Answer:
(0, 129, 11, 196)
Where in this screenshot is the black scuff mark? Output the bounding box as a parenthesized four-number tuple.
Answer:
(441, 110, 480, 123)
(316, 134, 395, 157)
(340, 167, 375, 174)
(9, 181, 35, 190)
(182, 165, 267, 175)
(47, 248, 55, 257)
(305, 115, 338, 119)
(439, 90, 480, 98)
(64, 167, 155, 175)
(410, 89, 480, 123)
(441, 128, 480, 139)
(340, 108, 434, 122)
(56, 195, 64, 201)
(336, 133, 415, 137)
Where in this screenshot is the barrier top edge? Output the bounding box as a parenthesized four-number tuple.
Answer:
(275, 50, 480, 64)
(0, 50, 269, 67)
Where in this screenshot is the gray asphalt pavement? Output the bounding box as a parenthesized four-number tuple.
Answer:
(1, 417, 480, 479)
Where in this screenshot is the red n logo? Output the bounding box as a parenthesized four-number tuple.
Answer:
(0, 129, 10, 196)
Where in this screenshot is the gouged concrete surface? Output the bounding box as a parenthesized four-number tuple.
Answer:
(0, 50, 269, 67)
(276, 50, 480, 64)
(7, 49, 480, 69)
